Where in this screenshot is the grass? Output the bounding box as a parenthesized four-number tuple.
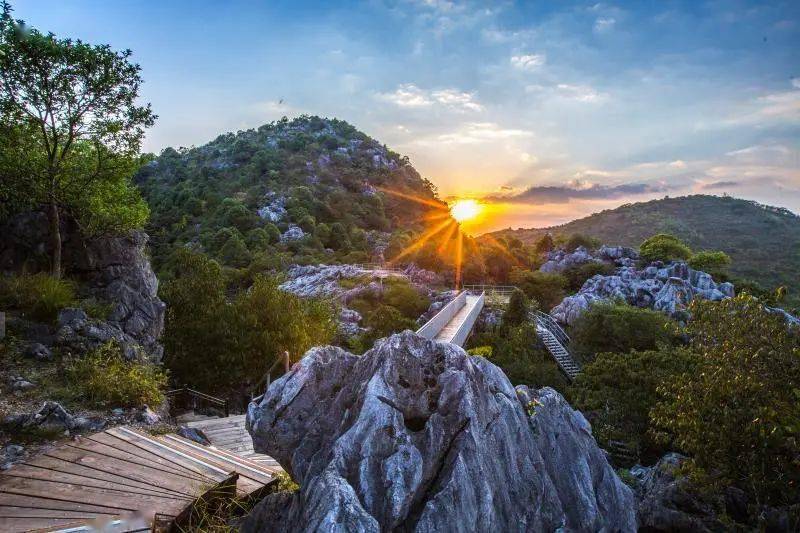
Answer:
(66, 341, 168, 408)
(0, 273, 76, 322)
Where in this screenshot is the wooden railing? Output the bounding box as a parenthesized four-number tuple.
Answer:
(166, 386, 229, 417)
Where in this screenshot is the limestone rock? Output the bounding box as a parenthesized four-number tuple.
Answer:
(1, 444, 25, 470)
(24, 342, 53, 362)
(540, 246, 601, 273)
(243, 332, 636, 532)
(280, 224, 306, 242)
(56, 307, 142, 361)
(137, 405, 161, 425)
(551, 261, 735, 325)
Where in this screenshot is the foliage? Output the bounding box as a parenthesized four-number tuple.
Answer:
(562, 261, 615, 292)
(491, 195, 800, 310)
(161, 250, 335, 395)
(0, 6, 154, 276)
(0, 273, 75, 321)
(570, 347, 699, 463)
(467, 345, 493, 357)
(488, 323, 568, 390)
(651, 294, 800, 507)
(564, 233, 600, 252)
(502, 289, 532, 329)
(67, 341, 167, 408)
(688, 250, 731, 277)
(508, 269, 567, 311)
(534, 234, 554, 255)
(79, 297, 114, 320)
(639, 234, 692, 263)
(569, 301, 677, 364)
(382, 279, 431, 318)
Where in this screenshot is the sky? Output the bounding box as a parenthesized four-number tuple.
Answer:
(13, 0, 800, 233)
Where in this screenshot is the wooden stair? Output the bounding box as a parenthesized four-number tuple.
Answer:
(186, 415, 282, 471)
(0, 425, 277, 532)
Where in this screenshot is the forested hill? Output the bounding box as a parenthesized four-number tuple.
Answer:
(492, 195, 800, 300)
(135, 115, 448, 275)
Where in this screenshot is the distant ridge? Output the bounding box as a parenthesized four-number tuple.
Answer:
(490, 195, 800, 305)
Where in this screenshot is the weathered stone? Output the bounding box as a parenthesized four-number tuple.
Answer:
(540, 246, 601, 273)
(280, 224, 306, 242)
(8, 376, 36, 392)
(177, 426, 211, 446)
(1, 444, 25, 470)
(24, 342, 53, 362)
(243, 332, 636, 532)
(137, 405, 161, 425)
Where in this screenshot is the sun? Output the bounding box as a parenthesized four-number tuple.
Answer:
(449, 199, 482, 223)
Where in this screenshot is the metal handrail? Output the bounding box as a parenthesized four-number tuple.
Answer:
(462, 284, 517, 295)
(532, 310, 570, 346)
(166, 386, 229, 417)
(251, 351, 292, 403)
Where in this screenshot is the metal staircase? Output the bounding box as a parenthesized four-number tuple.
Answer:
(532, 311, 580, 380)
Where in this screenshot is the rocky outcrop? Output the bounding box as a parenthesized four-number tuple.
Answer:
(551, 261, 735, 325)
(540, 246, 604, 273)
(0, 212, 165, 360)
(3, 401, 106, 436)
(243, 332, 636, 532)
(55, 307, 147, 361)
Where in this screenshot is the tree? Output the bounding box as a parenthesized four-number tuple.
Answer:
(502, 288, 531, 329)
(490, 323, 567, 390)
(0, 6, 155, 277)
(570, 347, 699, 463)
(651, 294, 800, 507)
(569, 301, 676, 363)
(534, 233, 555, 255)
(688, 250, 731, 277)
(509, 269, 567, 311)
(639, 234, 692, 263)
(565, 233, 600, 252)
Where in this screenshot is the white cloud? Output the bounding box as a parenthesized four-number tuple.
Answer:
(434, 122, 533, 144)
(669, 160, 687, 168)
(594, 17, 616, 32)
(510, 53, 546, 71)
(555, 83, 609, 103)
(377, 84, 483, 112)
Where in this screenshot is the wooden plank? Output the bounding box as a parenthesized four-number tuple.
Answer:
(0, 515, 102, 532)
(106, 428, 230, 481)
(0, 477, 189, 515)
(38, 448, 210, 497)
(1, 467, 191, 502)
(84, 433, 210, 480)
(164, 436, 275, 483)
(0, 491, 132, 515)
(18, 455, 199, 499)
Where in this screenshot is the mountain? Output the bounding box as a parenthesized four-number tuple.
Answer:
(491, 195, 800, 304)
(135, 115, 448, 275)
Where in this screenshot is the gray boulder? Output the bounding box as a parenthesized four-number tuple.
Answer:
(540, 246, 601, 273)
(3, 401, 106, 435)
(243, 332, 636, 532)
(1, 444, 25, 470)
(551, 261, 735, 325)
(24, 342, 53, 362)
(56, 307, 141, 361)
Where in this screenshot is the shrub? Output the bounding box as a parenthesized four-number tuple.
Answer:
(68, 341, 167, 408)
(562, 262, 615, 292)
(639, 234, 692, 263)
(651, 294, 800, 508)
(565, 233, 600, 252)
(80, 298, 114, 320)
(382, 279, 430, 319)
(569, 301, 676, 363)
(688, 250, 731, 276)
(534, 234, 555, 255)
(569, 347, 699, 463)
(489, 324, 568, 390)
(508, 270, 567, 311)
(502, 289, 532, 329)
(0, 273, 76, 321)
(467, 345, 493, 357)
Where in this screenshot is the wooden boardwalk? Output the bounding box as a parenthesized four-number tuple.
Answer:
(0, 425, 277, 532)
(186, 415, 282, 471)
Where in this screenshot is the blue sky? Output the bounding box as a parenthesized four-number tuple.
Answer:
(14, 0, 800, 230)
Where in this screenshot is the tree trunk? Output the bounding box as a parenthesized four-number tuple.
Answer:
(49, 199, 62, 279)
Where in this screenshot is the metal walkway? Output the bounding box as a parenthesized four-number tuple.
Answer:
(532, 311, 580, 380)
(417, 290, 485, 347)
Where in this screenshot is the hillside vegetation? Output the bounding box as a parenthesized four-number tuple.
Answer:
(135, 115, 447, 277)
(492, 195, 800, 304)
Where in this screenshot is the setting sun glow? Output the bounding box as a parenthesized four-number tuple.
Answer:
(449, 199, 482, 223)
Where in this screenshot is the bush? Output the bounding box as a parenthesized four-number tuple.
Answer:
(651, 294, 800, 508)
(688, 250, 731, 276)
(0, 273, 76, 321)
(467, 345, 493, 357)
(570, 347, 699, 463)
(562, 262, 615, 292)
(502, 289, 532, 329)
(639, 234, 692, 263)
(565, 233, 600, 252)
(508, 270, 567, 311)
(569, 301, 676, 364)
(68, 341, 167, 408)
(489, 324, 568, 390)
(534, 234, 554, 255)
(80, 298, 114, 320)
(382, 280, 430, 319)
